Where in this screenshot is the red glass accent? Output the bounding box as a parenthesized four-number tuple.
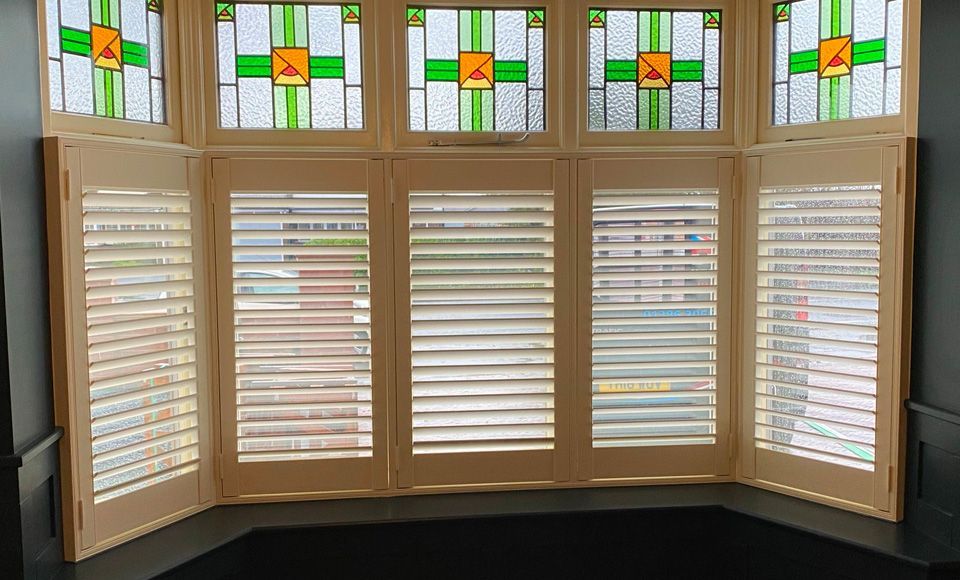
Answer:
(829, 55, 844, 66)
(646, 70, 662, 80)
(282, 65, 298, 76)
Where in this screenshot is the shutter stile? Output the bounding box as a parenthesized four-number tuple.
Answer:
(231, 192, 374, 463)
(754, 185, 881, 472)
(82, 189, 200, 503)
(409, 191, 556, 455)
(591, 190, 720, 449)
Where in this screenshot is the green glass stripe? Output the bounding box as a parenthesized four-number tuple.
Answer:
(311, 67, 345, 78)
(104, 69, 114, 117)
(122, 41, 148, 56)
(237, 66, 272, 77)
(832, 0, 841, 37)
(238, 55, 271, 66)
(481, 10, 493, 52)
(459, 10, 471, 52)
(606, 71, 637, 81)
(659, 11, 671, 52)
(494, 71, 527, 82)
(659, 89, 670, 129)
(112, 70, 123, 118)
(284, 5, 295, 47)
(790, 60, 819, 74)
(853, 39, 886, 54)
(852, 50, 885, 65)
(294, 5, 308, 48)
(841, 0, 852, 36)
(123, 53, 149, 68)
(495, 61, 527, 72)
(638, 89, 650, 130)
(638, 11, 650, 52)
(472, 89, 481, 131)
(820, 0, 831, 39)
(650, 10, 659, 52)
(310, 56, 345, 68)
(838, 74, 850, 119)
(286, 85, 297, 128)
(460, 90, 471, 131)
(472, 10, 481, 52)
(297, 85, 310, 128)
(61, 40, 91, 56)
(92, 0, 103, 25)
(273, 85, 287, 127)
(109, 0, 119, 27)
(672, 71, 703, 82)
(650, 89, 659, 129)
(426, 60, 458, 71)
(819, 77, 831, 121)
(672, 61, 703, 72)
(790, 50, 819, 63)
(61, 28, 91, 44)
(270, 6, 284, 47)
(425, 70, 458, 82)
(94, 68, 106, 116)
(481, 90, 493, 131)
(607, 60, 638, 71)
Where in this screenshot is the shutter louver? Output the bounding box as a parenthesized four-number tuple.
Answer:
(591, 190, 720, 448)
(231, 192, 373, 462)
(83, 189, 200, 503)
(409, 191, 556, 455)
(754, 184, 881, 472)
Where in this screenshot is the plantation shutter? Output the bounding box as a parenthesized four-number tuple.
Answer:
(49, 145, 212, 556)
(394, 159, 572, 487)
(741, 144, 909, 516)
(577, 158, 734, 480)
(213, 158, 388, 496)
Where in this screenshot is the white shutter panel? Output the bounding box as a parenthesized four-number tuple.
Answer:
(591, 190, 720, 448)
(409, 192, 556, 455)
(742, 145, 908, 517)
(395, 159, 571, 487)
(231, 192, 373, 462)
(48, 146, 211, 557)
(84, 188, 201, 502)
(214, 159, 388, 496)
(578, 158, 733, 480)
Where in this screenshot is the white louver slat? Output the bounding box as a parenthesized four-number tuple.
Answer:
(230, 192, 373, 463)
(408, 191, 556, 455)
(754, 184, 881, 472)
(82, 188, 200, 503)
(591, 190, 720, 449)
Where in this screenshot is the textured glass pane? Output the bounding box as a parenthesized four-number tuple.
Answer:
(409, 6, 546, 132)
(772, 0, 904, 125)
(216, 2, 365, 130)
(587, 9, 722, 131)
(49, 0, 165, 123)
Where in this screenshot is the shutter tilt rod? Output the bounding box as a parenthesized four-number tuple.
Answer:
(429, 132, 531, 147)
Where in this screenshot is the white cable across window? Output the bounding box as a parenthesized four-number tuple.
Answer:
(754, 184, 881, 472)
(82, 188, 200, 503)
(409, 191, 556, 455)
(591, 190, 720, 449)
(230, 192, 373, 463)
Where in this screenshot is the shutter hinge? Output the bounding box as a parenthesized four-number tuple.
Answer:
(887, 464, 895, 492)
(896, 166, 903, 196)
(218, 453, 224, 481)
(77, 499, 84, 529)
(728, 433, 735, 460)
(63, 169, 71, 201)
(389, 176, 396, 205)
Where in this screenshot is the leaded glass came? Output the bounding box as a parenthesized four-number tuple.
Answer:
(588, 8, 721, 131)
(47, 0, 167, 123)
(406, 6, 546, 132)
(772, 0, 902, 125)
(215, 2, 365, 129)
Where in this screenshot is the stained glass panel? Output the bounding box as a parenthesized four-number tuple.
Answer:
(772, 0, 902, 125)
(406, 6, 546, 132)
(215, 3, 364, 129)
(47, 0, 166, 123)
(588, 8, 721, 131)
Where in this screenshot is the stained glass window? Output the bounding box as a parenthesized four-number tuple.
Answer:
(406, 7, 546, 132)
(588, 9, 721, 131)
(215, 3, 364, 129)
(772, 0, 902, 125)
(46, 0, 167, 123)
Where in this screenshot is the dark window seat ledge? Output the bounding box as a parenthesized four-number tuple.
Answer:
(55, 483, 960, 580)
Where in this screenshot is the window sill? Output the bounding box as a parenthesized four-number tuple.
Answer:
(55, 483, 960, 579)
